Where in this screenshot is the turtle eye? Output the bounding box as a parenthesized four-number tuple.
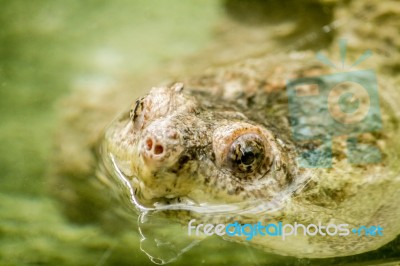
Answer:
(130, 96, 149, 130)
(130, 97, 145, 121)
(212, 122, 275, 178)
(226, 134, 266, 173)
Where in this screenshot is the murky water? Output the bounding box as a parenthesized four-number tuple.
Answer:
(1, 1, 399, 265)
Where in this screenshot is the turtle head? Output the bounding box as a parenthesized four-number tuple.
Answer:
(102, 83, 296, 209)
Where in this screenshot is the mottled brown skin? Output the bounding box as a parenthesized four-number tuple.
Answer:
(99, 53, 400, 258)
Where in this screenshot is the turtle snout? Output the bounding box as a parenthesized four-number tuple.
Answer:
(140, 122, 183, 167)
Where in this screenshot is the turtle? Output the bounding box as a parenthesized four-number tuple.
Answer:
(49, 0, 400, 264)
(96, 52, 400, 262)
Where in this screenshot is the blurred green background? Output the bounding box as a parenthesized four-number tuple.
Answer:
(0, 1, 399, 265)
(0, 0, 219, 196)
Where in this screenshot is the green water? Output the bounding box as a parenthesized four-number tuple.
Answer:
(0, 0, 218, 195)
(1, 1, 399, 265)
(0, 1, 219, 265)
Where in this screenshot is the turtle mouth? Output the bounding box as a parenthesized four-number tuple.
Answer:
(130, 177, 200, 211)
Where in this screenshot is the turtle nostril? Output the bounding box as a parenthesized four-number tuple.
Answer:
(154, 144, 164, 155)
(140, 128, 183, 166)
(142, 136, 165, 157)
(146, 138, 153, 150)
